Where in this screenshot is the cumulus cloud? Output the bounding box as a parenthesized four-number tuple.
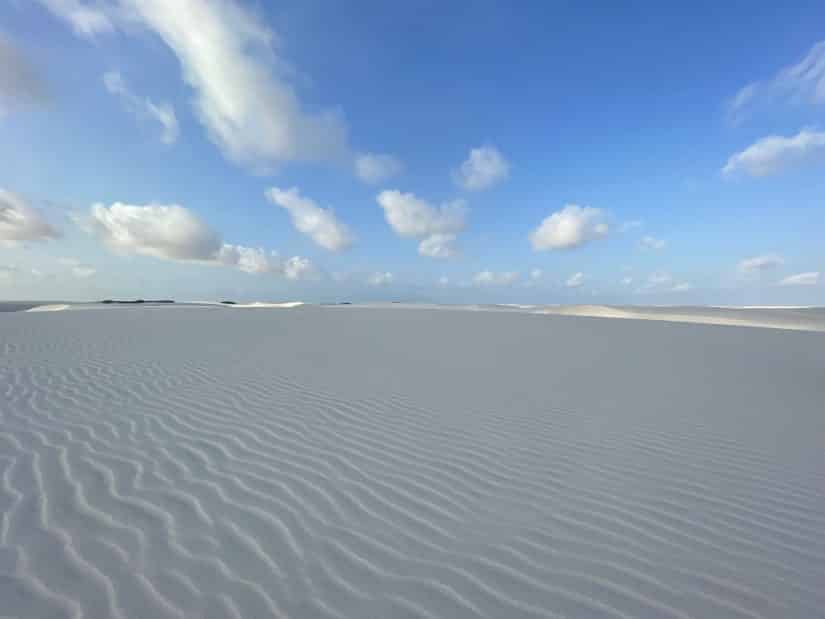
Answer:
(377, 190, 467, 259)
(722, 129, 825, 177)
(640, 235, 666, 250)
(88, 202, 222, 261)
(529, 268, 543, 281)
(217, 244, 278, 274)
(0, 189, 60, 241)
(266, 187, 354, 252)
(418, 233, 458, 259)
(473, 270, 519, 286)
(738, 253, 784, 274)
(728, 40, 825, 120)
(86, 201, 315, 278)
(620, 276, 633, 285)
(103, 71, 179, 144)
(565, 272, 585, 288)
(779, 271, 819, 286)
(355, 153, 403, 184)
(44, 0, 348, 170)
(367, 271, 393, 286)
(0, 34, 50, 116)
(437, 275, 449, 287)
(529, 204, 608, 251)
(454, 145, 509, 191)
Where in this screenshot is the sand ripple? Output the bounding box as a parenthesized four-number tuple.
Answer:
(1, 308, 824, 618)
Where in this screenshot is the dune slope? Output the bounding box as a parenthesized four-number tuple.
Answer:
(1, 306, 824, 618)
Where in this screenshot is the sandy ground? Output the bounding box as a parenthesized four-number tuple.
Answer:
(1, 304, 824, 618)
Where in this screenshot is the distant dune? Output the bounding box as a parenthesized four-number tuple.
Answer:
(531, 304, 825, 332)
(1, 304, 824, 617)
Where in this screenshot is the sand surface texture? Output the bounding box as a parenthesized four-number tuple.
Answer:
(1, 305, 824, 618)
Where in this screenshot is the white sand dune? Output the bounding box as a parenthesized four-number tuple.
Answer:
(23, 303, 71, 312)
(532, 304, 825, 332)
(1, 306, 824, 618)
(224, 301, 305, 309)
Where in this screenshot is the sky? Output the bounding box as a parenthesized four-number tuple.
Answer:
(1, 0, 824, 304)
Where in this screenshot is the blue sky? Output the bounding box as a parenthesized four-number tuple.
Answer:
(1, 0, 824, 304)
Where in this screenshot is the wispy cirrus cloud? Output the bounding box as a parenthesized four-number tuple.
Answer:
(103, 71, 179, 144)
(728, 40, 825, 121)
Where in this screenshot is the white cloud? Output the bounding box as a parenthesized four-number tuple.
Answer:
(266, 187, 354, 252)
(355, 153, 403, 184)
(738, 253, 784, 274)
(779, 271, 819, 286)
(283, 255, 317, 281)
(37, 0, 115, 37)
(671, 282, 691, 292)
(126, 0, 347, 169)
(377, 190, 466, 238)
(529, 204, 608, 251)
(377, 190, 467, 259)
(722, 129, 825, 177)
(418, 233, 458, 259)
(565, 272, 585, 288)
(639, 235, 666, 250)
(88, 202, 222, 261)
(729, 40, 825, 118)
(529, 268, 543, 281)
(0, 34, 49, 116)
(103, 71, 179, 144)
(621, 276, 633, 285)
(473, 270, 519, 286)
(0, 266, 17, 280)
(437, 275, 449, 287)
(86, 201, 315, 278)
(217, 244, 278, 274)
(454, 145, 509, 191)
(367, 271, 393, 286)
(0, 188, 60, 241)
(46, 0, 348, 169)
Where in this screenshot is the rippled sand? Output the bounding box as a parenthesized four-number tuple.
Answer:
(1, 305, 824, 618)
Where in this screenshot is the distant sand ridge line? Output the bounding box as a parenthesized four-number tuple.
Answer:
(531, 304, 825, 332)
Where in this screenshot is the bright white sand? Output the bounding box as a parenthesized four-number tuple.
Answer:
(531, 304, 825, 332)
(1, 304, 824, 618)
(24, 303, 71, 312)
